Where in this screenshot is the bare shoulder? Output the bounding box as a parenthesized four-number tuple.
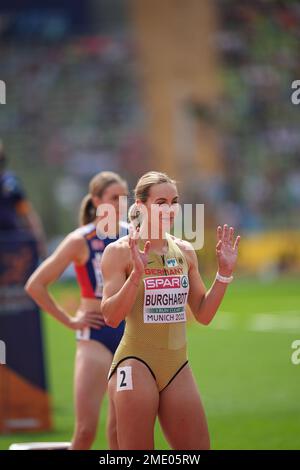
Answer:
(64, 229, 88, 251)
(169, 235, 198, 267)
(69, 228, 87, 243)
(55, 229, 88, 264)
(102, 235, 130, 262)
(48, 229, 87, 253)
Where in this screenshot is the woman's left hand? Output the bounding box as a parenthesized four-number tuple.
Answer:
(216, 224, 241, 276)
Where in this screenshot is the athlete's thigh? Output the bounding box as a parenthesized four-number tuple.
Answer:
(109, 358, 159, 450)
(158, 364, 210, 450)
(74, 340, 112, 427)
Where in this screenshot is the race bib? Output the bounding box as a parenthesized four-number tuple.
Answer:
(143, 275, 189, 323)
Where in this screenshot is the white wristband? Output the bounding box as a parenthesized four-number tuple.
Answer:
(216, 272, 233, 284)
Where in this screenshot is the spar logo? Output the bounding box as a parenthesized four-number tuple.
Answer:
(145, 276, 181, 290)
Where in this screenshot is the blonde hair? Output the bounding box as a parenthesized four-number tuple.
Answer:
(128, 171, 176, 225)
(79, 171, 127, 225)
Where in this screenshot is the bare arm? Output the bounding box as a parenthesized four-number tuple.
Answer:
(180, 225, 240, 325)
(25, 233, 103, 330)
(101, 228, 151, 328)
(187, 250, 230, 325)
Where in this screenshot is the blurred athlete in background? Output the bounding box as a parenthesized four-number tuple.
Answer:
(26, 171, 128, 449)
(0, 140, 47, 257)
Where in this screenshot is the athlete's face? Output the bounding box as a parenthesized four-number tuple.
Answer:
(141, 182, 179, 232)
(95, 182, 128, 220)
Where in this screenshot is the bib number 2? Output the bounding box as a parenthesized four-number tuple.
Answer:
(117, 366, 133, 391)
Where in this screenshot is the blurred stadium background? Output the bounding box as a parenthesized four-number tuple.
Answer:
(0, 0, 300, 450)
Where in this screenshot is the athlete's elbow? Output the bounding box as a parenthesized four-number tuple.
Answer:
(105, 318, 121, 328)
(25, 278, 37, 298)
(104, 316, 120, 328)
(102, 303, 121, 328)
(196, 312, 212, 325)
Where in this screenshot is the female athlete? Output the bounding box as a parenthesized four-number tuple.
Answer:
(101, 171, 240, 450)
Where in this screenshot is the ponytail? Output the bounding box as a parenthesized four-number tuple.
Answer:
(79, 194, 96, 226)
(79, 171, 127, 227)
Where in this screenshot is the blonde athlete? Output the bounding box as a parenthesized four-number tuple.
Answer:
(26, 172, 128, 449)
(101, 171, 240, 450)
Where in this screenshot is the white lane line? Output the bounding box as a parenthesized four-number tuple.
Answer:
(208, 311, 300, 332)
(248, 314, 300, 332)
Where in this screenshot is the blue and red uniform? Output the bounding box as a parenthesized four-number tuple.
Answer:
(74, 222, 126, 354)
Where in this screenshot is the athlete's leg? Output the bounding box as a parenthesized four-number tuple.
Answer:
(107, 386, 119, 449)
(71, 340, 113, 450)
(109, 359, 159, 450)
(158, 364, 210, 450)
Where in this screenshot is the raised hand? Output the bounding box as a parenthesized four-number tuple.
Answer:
(216, 224, 240, 277)
(128, 225, 151, 277)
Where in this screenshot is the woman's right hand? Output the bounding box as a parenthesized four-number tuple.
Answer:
(128, 226, 151, 278)
(68, 309, 106, 330)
